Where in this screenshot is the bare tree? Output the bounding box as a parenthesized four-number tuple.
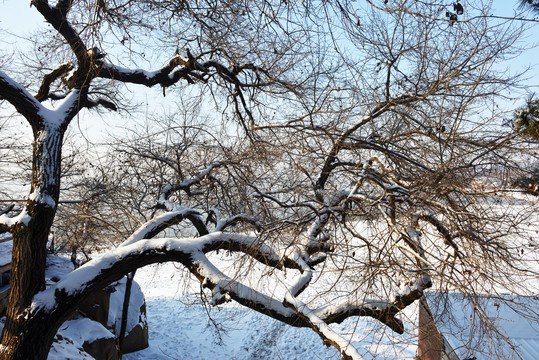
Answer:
(0, 1, 537, 360)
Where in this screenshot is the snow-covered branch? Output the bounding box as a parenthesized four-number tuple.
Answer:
(0, 70, 44, 124)
(97, 54, 272, 90)
(159, 161, 228, 202)
(97, 56, 196, 88)
(213, 214, 262, 232)
(284, 294, 365, 360)
(0, 209, 32, 232)
(120, 210, 204, 248)
(286, 255, 313, 297)
(314, 275, 432, 334)
(0, 68, 83, 129)
(282, 272, 430, 332)
(26, 228, 430, 355)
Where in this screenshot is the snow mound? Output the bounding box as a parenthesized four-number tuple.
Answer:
(48, 318, 115, 360)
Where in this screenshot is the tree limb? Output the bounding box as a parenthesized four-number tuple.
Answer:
(0, 70, 43, 125)
(31, 0, 87, 65)
(35, 63, 73, 102)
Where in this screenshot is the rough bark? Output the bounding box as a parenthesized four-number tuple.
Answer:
(0, 126, 64, 360)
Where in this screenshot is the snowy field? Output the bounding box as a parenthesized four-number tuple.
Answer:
(123, 263, 419, 360)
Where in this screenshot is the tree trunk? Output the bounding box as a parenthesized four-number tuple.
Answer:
(0, 126, 64, 360)
(0, 316, 59, 360)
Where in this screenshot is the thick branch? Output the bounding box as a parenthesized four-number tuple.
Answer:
(97, 55, 271, 91)
(284, 294, 365, 360)
(31, 0, 87, 64)
(315, 275, 432, 334)
(120, 211, 204, 248)
(84, 97, 118, 111)
(214, 214, 262, 232)
(0, 71, 43, 124)
(28, 232, 428, 346)
(97, 55, 193, 87)
(35, 63, 73, 102)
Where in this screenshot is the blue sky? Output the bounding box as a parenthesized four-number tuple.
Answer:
(0, 0, 538, 194)
(1, 0, 538, 114)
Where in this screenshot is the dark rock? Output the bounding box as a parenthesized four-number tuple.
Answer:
(82, 336, 120, 360)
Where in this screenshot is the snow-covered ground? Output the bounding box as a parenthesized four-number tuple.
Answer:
(124, 263, 419, 360)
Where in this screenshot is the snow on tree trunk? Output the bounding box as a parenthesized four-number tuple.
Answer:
(0, 126, 64, 360)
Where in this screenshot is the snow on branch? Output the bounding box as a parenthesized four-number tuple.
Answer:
(28, 232, 302, 334)
(159, 161, 228, 202)
(0, 70, 44, 123)
(36, 89, 82, 128)
(193, 249, 293, 315)
(286, 255, 313, 297)
(29, 190, 57, 209)
(31, 233, 285, 309)
(97, 52, 273, 90)
(0, 68, 81, 129)
(27, 227, 429, 345)
(98, 56, 194, 87)
(213, 214, 262, 232)
(284, 294, 365, 360)
(120, 210, 203, 248)
(314, 275, 432, 334)
(0, 188, 64, 231)
(0, 209, 32, 231)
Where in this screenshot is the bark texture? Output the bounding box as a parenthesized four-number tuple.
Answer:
(0, 127, 64, 360)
